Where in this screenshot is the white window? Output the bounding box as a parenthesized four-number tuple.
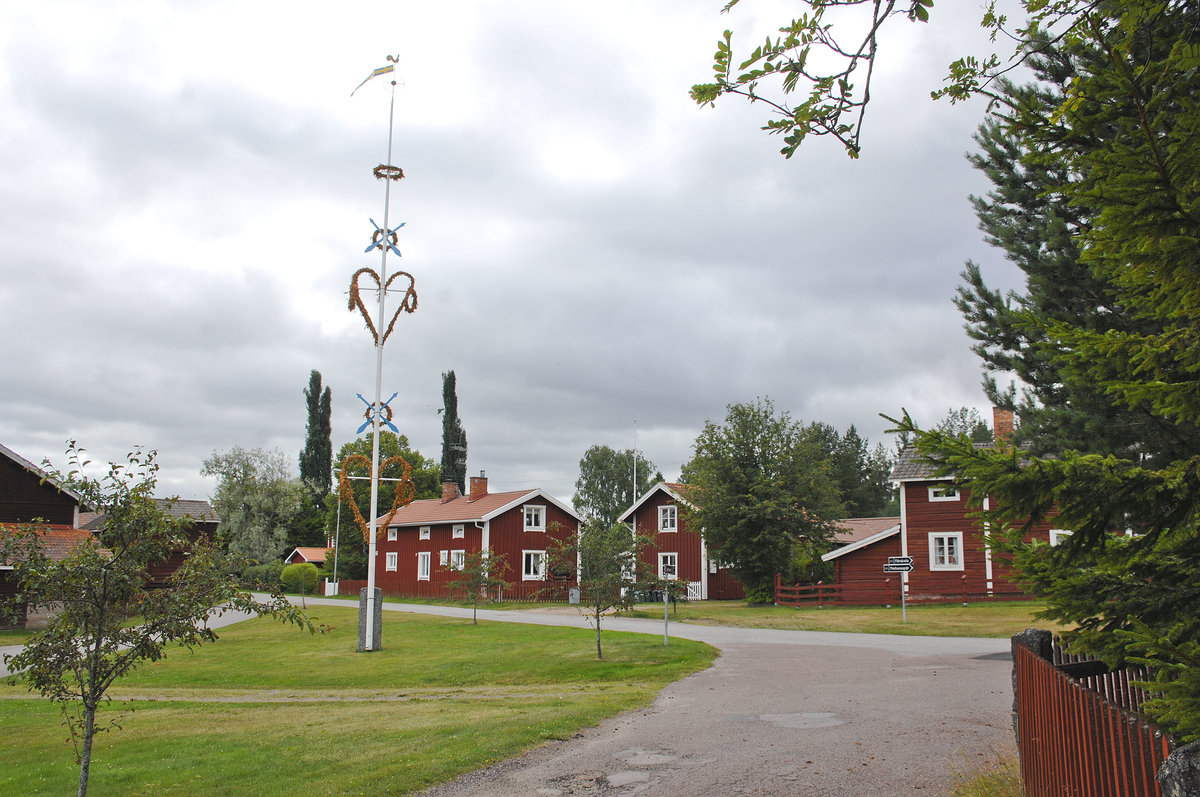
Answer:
(524, 505, 546, 531)
(450, 550, 466, 570)
(387, 528, 398, 542)
(523, 550, 546, 580)
(1049, 529, 1073, 547)
(417, 551, 431, 580)
(439, 550, 449, 566)
(708, 559, 718, 574)
(659, 552, 678, 580)
(929, 532, 964, 571)
(419, 526, 430, 540)
(659, 505, 677, 531)
(385, 552, 397, 571)
(928, 484, 960, 502)
(452, 524, 465, 539)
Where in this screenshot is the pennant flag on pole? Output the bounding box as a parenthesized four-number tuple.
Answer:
(352, 64, 394, 96)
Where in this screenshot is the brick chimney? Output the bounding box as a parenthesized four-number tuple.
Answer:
(468, 470, 488, 502)
(441, 481, 460, 503)
(993, 407, 1016, 444)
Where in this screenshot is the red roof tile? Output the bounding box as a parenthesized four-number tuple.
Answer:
(381, 489, 572, 526)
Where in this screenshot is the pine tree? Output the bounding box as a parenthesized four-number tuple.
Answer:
(439, 370, 468, 494)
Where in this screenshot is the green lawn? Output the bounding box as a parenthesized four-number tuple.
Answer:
(0, 606, 716, 796)
(625, 599, 1070, 638)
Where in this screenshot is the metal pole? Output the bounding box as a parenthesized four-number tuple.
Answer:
(663, 585, 669, 646)
(363, 71, 399, 652)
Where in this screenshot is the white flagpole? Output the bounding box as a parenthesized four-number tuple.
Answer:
(364, 60, 399, 652)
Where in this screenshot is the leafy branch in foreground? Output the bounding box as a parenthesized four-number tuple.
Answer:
(0, 443, 315, 797)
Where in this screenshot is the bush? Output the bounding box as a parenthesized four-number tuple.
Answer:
(281, 563, 319, 596)
(241, 561, 286, 590)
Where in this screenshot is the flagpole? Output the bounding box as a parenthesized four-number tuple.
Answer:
(364, 60, 399, 652)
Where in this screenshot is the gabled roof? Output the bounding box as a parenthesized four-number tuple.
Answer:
(1, 523, 101, 563)
(382, 488, 579, 527)
(287, 546, 329, 563)
(0, 442, 88, 506)
(821, 521, 902, 562)
(834, 516, 902, 545)
(617, 482, 695, 523)
(80, 498, 218, 531)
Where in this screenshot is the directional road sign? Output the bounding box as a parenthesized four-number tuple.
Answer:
(887, 556, 914, 566)
(883, 563, 914, 573)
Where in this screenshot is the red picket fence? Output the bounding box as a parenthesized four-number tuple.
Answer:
(323, 579, 573, 602)
(1012, 631, 1175, 796)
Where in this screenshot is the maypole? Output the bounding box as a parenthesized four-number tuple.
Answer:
(343, 56, 418, 652)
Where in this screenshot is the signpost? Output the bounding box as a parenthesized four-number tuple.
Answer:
(884, 557, 914, 622)
(662, 563, 674, 646)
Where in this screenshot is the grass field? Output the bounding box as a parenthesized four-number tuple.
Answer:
(623, 598, 1067, 637)
(0, 606, 716, 796)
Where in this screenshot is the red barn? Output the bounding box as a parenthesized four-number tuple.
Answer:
(370, 473, 580, 600)
(619, 482, 745, 600)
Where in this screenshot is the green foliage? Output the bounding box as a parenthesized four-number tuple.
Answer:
(440, 370, 468, 495)
(202, 446, 302, 564)
(690, 2, 937, 157)
(549, 521, 653, 659)
(685, 398, 846, 602)
(327, 432, 440, 580)
(891, 1, 1200, 741)
(572, 444, 663, 528)
(298, 370, 333, 497)
(807, 422, 895, 517)
(441, 550, 510, 624)
(280, 563, 319, 604)
(0, 443, 311, 797)
(240, 560, 286, 591)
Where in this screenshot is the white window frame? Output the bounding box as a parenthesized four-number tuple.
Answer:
(419, 526, 431, 540)
(928, 484, 960, 502)
(659, 505, 677, 532)
(417, 551, 431, 580)
(450, 549, 466, 570)
(1049, 529, 1073, 547)
(439, 550, 449, 567)
(387, 528, 398, 542)
(385, 552, 397, 571)
(929, 531, 964, 571)
(658, 552, 678, 580)
(524, 505, 546, 532)
(452, 524, 465, 539)
(523, 549, 546, 580)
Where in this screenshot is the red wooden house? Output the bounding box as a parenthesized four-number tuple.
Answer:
(370, 473, 580, 600)
(618, 482, 745, 600)
(821, 409, 1064, 602)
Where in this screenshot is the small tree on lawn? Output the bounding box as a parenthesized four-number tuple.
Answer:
(281, 562, 319, 607)
(441, 550, 509, 624)
(0, 443, 313, 797)
(549, 520, 653, 659)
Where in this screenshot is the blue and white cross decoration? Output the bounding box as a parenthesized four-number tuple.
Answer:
(357, 391, 400, 434)
(365, 218, 404, 257)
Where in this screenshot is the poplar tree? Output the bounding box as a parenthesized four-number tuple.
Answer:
(439, 370, 467, 494)
(298, 370, 333, 496)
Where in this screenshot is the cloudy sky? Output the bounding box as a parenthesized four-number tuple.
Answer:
(1, 1, 1025, 504)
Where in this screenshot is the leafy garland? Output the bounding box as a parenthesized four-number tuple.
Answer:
(337, 453, 416, 541)
(348, 267, 418, 344)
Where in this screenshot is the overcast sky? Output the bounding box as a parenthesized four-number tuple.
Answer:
(1, 1, 1025, 504)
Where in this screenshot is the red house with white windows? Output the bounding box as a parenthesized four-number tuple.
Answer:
(618, 482, 745, 600)
(371, 472, 580, 600)
(822, 409, 1063, 602)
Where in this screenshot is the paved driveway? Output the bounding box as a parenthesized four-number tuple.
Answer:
(309, 599, 1016, 796)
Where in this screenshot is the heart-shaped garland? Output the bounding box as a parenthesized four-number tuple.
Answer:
(348, 267, 418, 345)
(337, 453, 416, 541)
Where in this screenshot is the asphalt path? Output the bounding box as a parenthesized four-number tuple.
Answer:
(303, 599, 1016, 796)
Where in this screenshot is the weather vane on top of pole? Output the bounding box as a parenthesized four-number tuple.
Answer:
(344, 53, 417, 653)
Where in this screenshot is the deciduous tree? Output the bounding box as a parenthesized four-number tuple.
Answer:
(572, 445, 662, 528)
(685, 398, 845, 604)
(548, 521, 652, 659)
(441, 550, 510, 624)
(0, 444, 311, 797)
(202, 447, 302, 564)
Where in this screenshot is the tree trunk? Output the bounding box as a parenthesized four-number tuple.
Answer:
(77, 704, 96, 797)
(594, 609, 603, 659)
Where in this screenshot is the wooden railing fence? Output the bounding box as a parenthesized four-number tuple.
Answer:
(1011, 630, 1181, 797)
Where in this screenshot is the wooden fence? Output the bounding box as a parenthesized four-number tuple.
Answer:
(773, 573, 1035, 608)
(323, 579, 573, 602)
(1012, 630, 1175, 796)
